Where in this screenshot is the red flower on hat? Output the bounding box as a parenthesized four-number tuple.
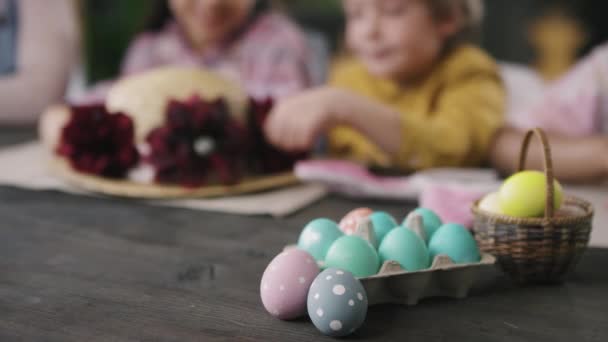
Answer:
(57, 104, 139, 178)
(145, 96, 249, 187)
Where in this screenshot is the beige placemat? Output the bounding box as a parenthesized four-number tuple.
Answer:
(0, 142, 328, 217)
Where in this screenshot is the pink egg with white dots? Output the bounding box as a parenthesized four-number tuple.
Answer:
(339, 208, 373, 235)
(260, 248, 320, 320)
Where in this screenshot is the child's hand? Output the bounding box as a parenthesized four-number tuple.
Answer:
(264, 87, 345, 152)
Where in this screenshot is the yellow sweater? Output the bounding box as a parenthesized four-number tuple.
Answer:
(329, 44, 505, 170)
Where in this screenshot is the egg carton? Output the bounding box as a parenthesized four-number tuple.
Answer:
(288, 214, 496, 306)
(361, 253, 495, 306)
(360, 214, 495, 306)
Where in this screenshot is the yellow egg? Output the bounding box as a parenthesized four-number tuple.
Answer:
(499, 171, 563, 218)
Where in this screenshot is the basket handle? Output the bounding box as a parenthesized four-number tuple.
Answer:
(517, 128, 555, 219)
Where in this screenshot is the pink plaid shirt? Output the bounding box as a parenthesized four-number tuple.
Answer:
(120, 12, 315, 100)
(517, 43, 608, 136)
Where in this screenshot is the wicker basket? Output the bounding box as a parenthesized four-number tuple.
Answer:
(472, 128, 594, 283)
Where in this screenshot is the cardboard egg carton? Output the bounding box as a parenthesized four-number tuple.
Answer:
(361, 252, 495, 306)
(355, 215, 495, 306)
(287, 214, 495, 306)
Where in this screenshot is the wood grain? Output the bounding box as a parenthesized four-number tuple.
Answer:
(0, 187, 606, 341)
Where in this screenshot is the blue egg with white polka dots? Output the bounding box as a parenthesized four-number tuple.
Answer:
(307, 268, 368, 337)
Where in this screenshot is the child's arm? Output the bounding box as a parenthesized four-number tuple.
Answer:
(490, 127, 608, 183)
(264, 87, 402, 154)
(0, 0, 79, 124)
(265, 72, 504, 169)
(328, 56, 504, 169)
(266, 71, 504, 170)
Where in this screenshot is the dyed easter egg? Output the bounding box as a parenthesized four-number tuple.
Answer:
(499, 171, 563, 218)
(478, 192, 503, 214)
(339, 208, 373, 235)
(260, 249, 320, 320)
(403, 208, 442, 243)
(325, 236, 379, 278)
(428, 223, 481, 264)
(368, 211, 398, 247)
(307, 268, 368, 337)
(297, 218, 343, 262)
(379, 226, 430, 271)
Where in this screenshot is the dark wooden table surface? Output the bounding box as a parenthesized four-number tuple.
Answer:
(1, 129, 607, 341)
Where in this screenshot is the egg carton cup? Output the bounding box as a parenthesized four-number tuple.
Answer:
(287, 214, 496, 306)
(362, 252, 495, 306)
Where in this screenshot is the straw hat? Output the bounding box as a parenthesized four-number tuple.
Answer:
(106, 67, 249, 142)
(39, 67, 299, 198)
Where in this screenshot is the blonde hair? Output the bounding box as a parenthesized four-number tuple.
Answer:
(427, 0, 484, 47)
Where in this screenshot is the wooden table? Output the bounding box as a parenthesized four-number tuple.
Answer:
(1, 129, 607, 341)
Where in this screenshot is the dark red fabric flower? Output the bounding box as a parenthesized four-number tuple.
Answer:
(145, 96, 249, 187)
(247, 98, 308, 173)
(57, 104, 139, 178)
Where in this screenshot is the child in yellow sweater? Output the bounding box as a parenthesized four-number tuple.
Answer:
(264, 0, 505, 171)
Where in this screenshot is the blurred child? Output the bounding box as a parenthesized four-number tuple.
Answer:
(490, 43, 608, 183)
(264, 0, 505, 171)
(117, 0, 317, 99)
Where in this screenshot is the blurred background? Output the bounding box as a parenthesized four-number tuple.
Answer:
(82, 0, 608, 84)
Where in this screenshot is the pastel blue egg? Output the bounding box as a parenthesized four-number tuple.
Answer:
(307, 268, 368, 337)
(378, 227, 430, 271)
(325, 236, 379, 278)
(369, 211, 398, 247)
(297, 218, 343, 262)
(403, 208, 443, 243)
(428, 223, 481, 264)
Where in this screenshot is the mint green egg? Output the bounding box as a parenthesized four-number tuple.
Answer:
(369, 211, 398, 248)
(379, 227, 430, 271)
(428, 223, 481, 264)
(403, 208, 443, 243)
(297, 218, 343, 262)
(325, 236, 379, 277)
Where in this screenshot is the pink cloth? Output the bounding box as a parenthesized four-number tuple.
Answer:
(120, 13, 314, 100)
(515, 43, 608, 136)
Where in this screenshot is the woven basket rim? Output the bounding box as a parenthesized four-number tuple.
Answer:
(471, 195, 594, 226)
